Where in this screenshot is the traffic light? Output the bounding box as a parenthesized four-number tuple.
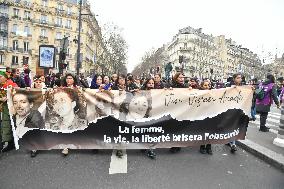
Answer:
(179, 55, 184, 63)
(60, 62, 68, 69)
(60, 51, 66, 61)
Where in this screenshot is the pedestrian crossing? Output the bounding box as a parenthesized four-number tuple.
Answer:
(250, 112, 281, 134)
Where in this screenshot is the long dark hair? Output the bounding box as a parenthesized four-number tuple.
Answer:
(90, 74, 103, 89)
(141, 78, 154, 90)
(267, 74, 275, 84)
(114, 74, 127, 87)
(61, 73, 78, 87)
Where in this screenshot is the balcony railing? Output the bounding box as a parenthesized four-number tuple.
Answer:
(32, 19, 54, 28)
(0, 13, 9, 19)
(23, 17, 32, 21)
(0, 46, 8, 51)
(11, 15, 21, 20)
(54, 24, 64, 28)
(65, 26, 72, 29)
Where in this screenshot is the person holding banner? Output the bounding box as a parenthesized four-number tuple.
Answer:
(112, 74, 127, 158)
(0, 71, 18, 152)
(226, 73, 244, 153)
(169, 72, 190, 153)
(62, 73, 79, 88)
(140, 78, 157, 159)
(154, 74, 166, 89)
(199, 81, 213, 155)
(90, 75, 103, 89)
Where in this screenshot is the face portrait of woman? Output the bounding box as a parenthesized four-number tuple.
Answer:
(177, 74, 185, 84)
(146, 79, 154, 89)
(154, 74, 161, 83)
(118, 76, 126, 86)
(104, 76, 110, 84)
(53, 92, 76, 117)
(40, 75, 45, 82)
(66, 75, 75, 87)
(234, 75, 242, 85)
(96, 76, 103, 85)
(201, 81, 210, 90)
(128, 95, 149, 119)
(34, 79, 42, 89)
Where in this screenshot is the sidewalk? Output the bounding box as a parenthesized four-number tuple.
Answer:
(237, 122, 284, 172)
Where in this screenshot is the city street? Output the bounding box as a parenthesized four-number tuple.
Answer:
(0, 144, 283, 189)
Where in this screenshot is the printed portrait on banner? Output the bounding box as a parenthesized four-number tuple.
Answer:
(119, 91, 152, 121)
(45, 88, 87, 130)
(11, 89, 46, 138)
(84, 89, 115, 122)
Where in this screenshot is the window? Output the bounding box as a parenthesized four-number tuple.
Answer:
(56, 32, 62, 40)
(24, 11, 30, 20)
(55, 60, 59, 69)
(12, 56, 18, 65)
(56, 17, 63, 26)
(41, 29, 47, 37)
(24, 26, 30, 35)
(58, 4, 63, 11)
(24, 42, 29, 52)
(67, 7, 71, 15)
(184, 43, 187, 49)
(42, 0, 48, 7)
(41, 15, 47, 23)
(13, 40, 18, 50)
(66, 20, 71, 28)
(13, 8, 19, 17)
(0, 36, 7, 47)
(57, 47, 61, 54)
(12, 24, 18, 33)
(23, 56, 29, 64)
(0, 54, 5, 64)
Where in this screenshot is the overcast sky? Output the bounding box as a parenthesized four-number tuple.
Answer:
(90, 0, 284, 72)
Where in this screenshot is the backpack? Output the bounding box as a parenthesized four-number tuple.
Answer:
(255, 87, 265, 100)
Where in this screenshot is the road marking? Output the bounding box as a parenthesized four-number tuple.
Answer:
(269, 112, 281, 116)
(267, 114, 281, 119)
(255, 116, 279, 124)
(109, 149, 127, 174)
(249, 122, 278, 134)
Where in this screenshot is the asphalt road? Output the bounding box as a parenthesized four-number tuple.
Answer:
(0, 145, 283, 189)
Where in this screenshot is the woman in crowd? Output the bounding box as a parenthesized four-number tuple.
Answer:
(154, 74, 166, 89)
(102, 75, 112, 90)
(170, 72, 189, 153)
(112, 74, 127, 91)
(256, 74, 280, 132)
(189, 77, 199, 89)
(127, 75, 139, 92)
(59, 73, 82, 156)
(140, 78, 157, 159)
(112, 74, 127, 157)
(226, 73, 243, 153)
(199, 81, 213, 155)
(62, 73, 79, 88)
(90, 75, 103, 89)
(31, 75, 45, 89)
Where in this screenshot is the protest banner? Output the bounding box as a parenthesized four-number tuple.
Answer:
(7, 86, 253, 150)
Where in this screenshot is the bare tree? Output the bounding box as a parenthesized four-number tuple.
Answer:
(101, 23, 128, 75)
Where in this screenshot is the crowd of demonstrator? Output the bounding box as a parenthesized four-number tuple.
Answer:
(0, 66, 282, 159)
